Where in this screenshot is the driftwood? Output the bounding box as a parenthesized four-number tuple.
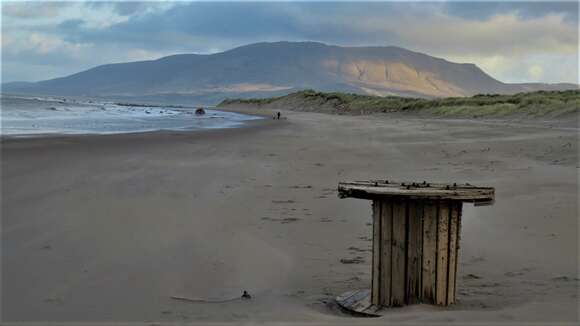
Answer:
(170, 291, 251, 303)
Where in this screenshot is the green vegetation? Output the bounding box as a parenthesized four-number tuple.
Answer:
(219, 89, 580, 118)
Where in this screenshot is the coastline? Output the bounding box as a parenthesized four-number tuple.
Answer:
(2, 110, 578, 323)
(1, 115, 278, 148)
(0, 107, 269, 141)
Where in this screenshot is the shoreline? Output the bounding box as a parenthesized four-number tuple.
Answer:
(0, 109, 271, 142)
(1, 93, 268, 139)
(1, 116, 280, 148)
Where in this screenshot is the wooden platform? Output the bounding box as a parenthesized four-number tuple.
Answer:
(338, 180, 494, 205)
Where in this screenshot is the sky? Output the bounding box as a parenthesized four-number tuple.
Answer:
(1, 1, 578, 84)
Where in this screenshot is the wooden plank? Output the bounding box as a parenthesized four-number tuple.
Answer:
(435, 202, 450, 305)
(454, 205, 463, 303)
(380, 200, 393, 307)
(446, 202, 460, 305)
(341, 180, 492, 190)
(338, 183, 494, 203)
(339, 186, 494, 202)
(421, 202, 438, 303)
(335, 289, 379, 316)
(339, 181, 493, 194)
(406, 202, 423, 304)
(371, 200, 382, 306)
(391, 200, 407, 307)
(336, 289, 372, 312)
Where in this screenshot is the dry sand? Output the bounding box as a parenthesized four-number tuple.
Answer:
(1, 109, 578, 325)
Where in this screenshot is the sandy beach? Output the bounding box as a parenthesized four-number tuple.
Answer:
(1, 110, 578, 324)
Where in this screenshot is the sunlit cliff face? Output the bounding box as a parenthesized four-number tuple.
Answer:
(322, 59, 466, 97)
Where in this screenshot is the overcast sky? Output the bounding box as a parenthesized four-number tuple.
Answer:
(2, 1, 578, 84)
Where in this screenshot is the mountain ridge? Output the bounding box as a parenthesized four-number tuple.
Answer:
(3, 41, 577, 104)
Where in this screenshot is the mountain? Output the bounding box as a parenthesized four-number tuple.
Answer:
(2, 42, 576, 104)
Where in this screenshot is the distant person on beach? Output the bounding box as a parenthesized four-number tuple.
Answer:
(277, 112, 281, 120)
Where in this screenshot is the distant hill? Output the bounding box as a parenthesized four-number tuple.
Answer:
(3, 42, 577, 104)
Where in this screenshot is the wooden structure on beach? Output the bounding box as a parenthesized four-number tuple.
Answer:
(336, 180, 494, 314)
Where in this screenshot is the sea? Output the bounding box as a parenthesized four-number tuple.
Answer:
(0, 94, 261, 137)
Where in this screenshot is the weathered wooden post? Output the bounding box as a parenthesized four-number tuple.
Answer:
(336, 180, 494, 314)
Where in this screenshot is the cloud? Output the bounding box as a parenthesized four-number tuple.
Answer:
(443, 1, 578, 23)
(448, 53, 578, 84)
(85, 1, 176, 18)
(94, 2, 151, 16)
(528, 64, 544, 81)
(2, 2, 67, 19)
(54, 2, 578, 56)
(58, 19, 85, 31)
(383, 12, 577, 56)
(60, 3, 306, 49)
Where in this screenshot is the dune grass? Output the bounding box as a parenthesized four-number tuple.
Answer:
(219, 89, 580, 118)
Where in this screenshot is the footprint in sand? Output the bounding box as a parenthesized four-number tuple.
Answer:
(272, 200, 296, 204)
(340, 257, 365, 264)
(289, 185, 313, 189)
(262, 217, 275, 221)
(504, 267, 534, 277)
(463, 273, 482, 280)
(552, 275, 580, 282)
(347, 246, 371, 253)
(281, 217, 301, 224)
(466, 256, 486, 265)
(262, 216, 301, 224)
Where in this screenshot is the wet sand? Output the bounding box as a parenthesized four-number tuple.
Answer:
(1, 110, 578, 324)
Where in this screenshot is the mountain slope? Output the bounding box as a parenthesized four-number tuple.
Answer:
(3, 42, 576, 102)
